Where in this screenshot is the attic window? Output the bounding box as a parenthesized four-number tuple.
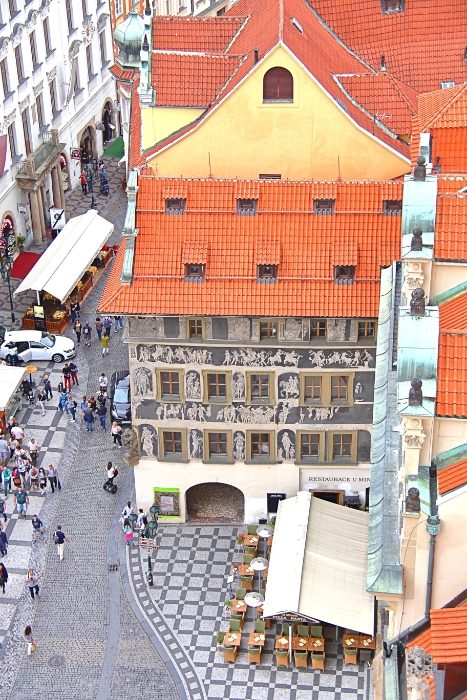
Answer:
(237, 198, 257, 216)
(259, 173, 281, 180)
(185, 263, 205, 282)
(291, 18, 303, 33)
(263, 67, 293, 102)
(257, 264, 277, 283)
(334, 266, 354, 284)
(440, 81, 455, 89)
(383, 199, 402, 215)
(382, 0, 403, 13)
(314, 199, 335, 215)
(166, 198, 186, 215)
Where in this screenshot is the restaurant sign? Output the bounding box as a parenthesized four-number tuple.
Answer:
(264, 612, 320, 623)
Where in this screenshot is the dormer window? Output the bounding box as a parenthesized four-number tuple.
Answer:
(237, 198, 257, 216)
(314, 199, 335, 215)
(383, 199, 402, 216)
(382, 0, 403, 13)
(185, 263, 204, 282)
(166, 198, 186, 215)
(334, 266, 354, 283)
(258, 264, 277, 283)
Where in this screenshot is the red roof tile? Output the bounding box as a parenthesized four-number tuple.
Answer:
(407, 629, 434, 696)
(438, 459, 467, 495)
(98, 176, 402, 316)
(435, 195, 467, 261)
(152, 16, 247, 53)
(152, 52, 245, 106)
(129, 77, 144, 169)
(437, 334, 467, 418)
(109, 63, 135, 82)
(182, 240, 209, 263)
(440, 293, 467, 333)
(418, 84, 467, 132)
(437, 175, 467, 194)
(431, 127, 467, 175)
(430, 608, 467, 664)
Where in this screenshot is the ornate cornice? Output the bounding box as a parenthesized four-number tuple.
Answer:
(1, 109, 17, 135)
(82, 17, 95, 46)
(33, 80, 44, 98)
(69, 40, 82, 60)
(97, 13, 109, 31)
(19, 95, 31, 112)
(0, 0, 51, 59)
(47, 66, 57, 82)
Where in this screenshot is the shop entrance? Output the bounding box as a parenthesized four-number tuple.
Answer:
(186, 483, 244, 523)
(102, 101, 114, 143)
(1, 214, 16, 256)
(79, 127, 95, 164)
(312, 490, 345, 505)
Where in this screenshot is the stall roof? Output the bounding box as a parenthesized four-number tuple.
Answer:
(263, 492, 375, 635)
(0, 366, 26, 410)
(14, 210, 114, 303)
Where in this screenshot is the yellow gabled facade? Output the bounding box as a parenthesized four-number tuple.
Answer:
(146, 45, 411, 181)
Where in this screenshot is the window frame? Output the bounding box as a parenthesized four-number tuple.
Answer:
(313, 199, 335, 215)
(259, 319, 278, 341)
(158, 428, 188, 461)
(99, 30, 106, 64)
(65, 0, 74, 33)
(383, 199, 402, 216)
(246, 371, 275, 406)
(115, 0, 123, 15)
(49, 79, 57, 114)
(184, 263, 204, 282)
(237, 198, 257, 216)
(203, 429, 233, 463)
(86, 43, 93, 79)
(186, 317, 206, 340)
(0, 59, 10, 97)
(35, 93, 44, 128)
(358, 321, 376, 340)
(202, 370, 232, 404)
(334, 266, 355, 283)
(165, 198, 186, 215)
(21, 108, 31, 156)
(382, 0, 403, 13)
(328, 430, 357, 463)
(310, 320, 327, 339)
(257, 264, 277, 283)
(246, 430, 276, 463)
(43, 18, 52, 55)
(155, 368, 185, 403)
(296, 430, 325, 463)
(14, 45, 24, 83)
(262, 66, 293, 103)
(300, 372, 354, 407)
(29, 31, 38, 69)
(7, 123, 17, 159)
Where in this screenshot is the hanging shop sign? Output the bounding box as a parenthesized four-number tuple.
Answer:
(71, 149, 82, 160)
(50, 208, 66, 231)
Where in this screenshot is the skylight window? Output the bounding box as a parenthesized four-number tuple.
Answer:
(291, 18, 303, 33)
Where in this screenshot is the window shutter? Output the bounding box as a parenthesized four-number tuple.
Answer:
(263, 68, 293, 101)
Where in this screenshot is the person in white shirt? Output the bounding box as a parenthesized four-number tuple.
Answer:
(99, 374, 108, 395)
(11, 426, 24, 446)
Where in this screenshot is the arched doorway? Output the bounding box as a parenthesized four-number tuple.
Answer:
(186, 483, 244, 523)
(102, 100, 115, 144)
(59, 152, 70, 192)
(1, 214, 16, 256)
(79, 126, 96, 164)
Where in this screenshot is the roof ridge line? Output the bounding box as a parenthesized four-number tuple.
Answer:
(424, 83, 467, 130)
(223, 14, 250, 54)
(386, 73, 417, 114)
(279, 0, 284, 41)
(212, 53, 249, 103)
(152, 49, 246, 57)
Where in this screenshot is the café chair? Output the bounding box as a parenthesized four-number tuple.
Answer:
(248, 646, 262, 664)
(344, 648, 358, 666)
(345, 629, 360, 637)
(254, 621, 266, 634)
(257, 612, 271, 629)
(263, 568, 268, 580)
(275, 649, 289, 667)
(281, 622, 290, 636)
(297, 624, 310, 638)
(240, 575, 253, 591)
(222, 646, 237, 663)
(260, 588, 266, 598)
(360, 649, 373, 663)
(245, 545, 257, 555)
(231, 612, 245, 629)
(247, 524, 257, 535)
(228, 618, 242, 634)
(310, 625, 323, 638)
(311, 652, 325, 670)
(243, 553, 254, 565)
(235, 588, 246, 600)
(294, 650, 308, 669)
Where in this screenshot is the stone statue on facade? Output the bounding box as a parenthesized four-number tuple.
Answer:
(410, 288, 425, 316)
(410, 228, 423, 251)
(408, 378, 423, 406)
(405, 487, 421, 513)
(122, 427, 140, 466)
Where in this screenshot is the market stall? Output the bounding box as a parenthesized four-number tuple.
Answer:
(0, 366, 26, 431)
(14, 209, 114, 333)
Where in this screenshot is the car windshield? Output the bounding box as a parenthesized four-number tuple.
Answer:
(40, 333, 55, 347)
(114, 387, 129, 404)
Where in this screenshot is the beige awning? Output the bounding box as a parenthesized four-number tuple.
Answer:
(263, 492, 375, 634)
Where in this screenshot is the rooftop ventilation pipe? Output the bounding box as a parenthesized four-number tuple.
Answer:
(254, 48, 259, 64)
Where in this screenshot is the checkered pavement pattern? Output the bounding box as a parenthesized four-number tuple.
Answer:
(138, 526, 373, 700)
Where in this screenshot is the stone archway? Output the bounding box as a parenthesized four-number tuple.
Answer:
(185, 483, 244, 523)
(79, 124, 97, 165)
(1, 212, 17, 256)
(102, 99, 115, 144)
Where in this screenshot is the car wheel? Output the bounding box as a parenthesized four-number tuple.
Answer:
(52, 353, 64, 363)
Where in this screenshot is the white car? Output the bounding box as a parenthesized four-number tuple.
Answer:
(0, 328, 75, 364)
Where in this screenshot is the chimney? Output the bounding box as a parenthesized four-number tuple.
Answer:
(142, 34, 149, 52)
(413, 156, 426, 182)
(145, 0, 151, 15)
(254, 48, 259, 64)
(380, 54, 386, 71)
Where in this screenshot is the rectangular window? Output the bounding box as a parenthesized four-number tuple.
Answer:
(8, 0, 17, 18)
(247, 431, 275, 462)
(29, 31, 38, 67)
(259, 173, 281, 180)
(35, 94, 44, 127)
(331, 375, 348, 403)
(161, 371, 180, 400)
(166, 198, 185, 214)
(7, 124, 16, 159)
(237, 198, 257, 215)
(164, 431, 182, 455)
(209, 432, 227, 456)
(73, 61, 80, 93)
(310, 320, 326, 338)
(189, 318, 203, 338)
(300, 373, 354, 407)
(382, 0, 402, 13)
(43, 18, 52, 54)
(257, 265, 277, 283)
(383, 199, 402, 215)
(259, 320, 278, 340)
(99, 30, 106, 64)
(332, 433, 352, 459)
(314, 199, 335, 215)
(81, 0, 87, 16)
(358, 321, 375, 339)
(247, 372, 274, 405)
(65, 0, 74, 32)
(115, 0, 123, 15)
(207, 373, 227, 401)
(184, 263, 204, 281)
(334, 266, 354, 283)
(21, 109, 31, 155)
(304, 375, 321, 404)
(86, 44, 93, 78)
(14, 46, 24, 82)
(299, 432, 322, 461)
(0, 59, 9, 97)
(49, 79, 57, 114)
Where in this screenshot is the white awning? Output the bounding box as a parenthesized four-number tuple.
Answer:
(0, 366, 26, 410)
(14, 210, 114, 303)
(263, 492, 375, 635)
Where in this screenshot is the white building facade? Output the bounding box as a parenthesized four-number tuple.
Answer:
(0, 0, 117, 248)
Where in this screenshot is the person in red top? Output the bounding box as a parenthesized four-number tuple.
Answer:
(80, 171, 87, 195)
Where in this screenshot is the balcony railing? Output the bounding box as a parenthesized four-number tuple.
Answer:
(15, 130, 62, 180)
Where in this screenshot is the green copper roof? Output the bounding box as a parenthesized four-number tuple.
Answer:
(429, 279, 467, 307)
(113, 4, 144, 69)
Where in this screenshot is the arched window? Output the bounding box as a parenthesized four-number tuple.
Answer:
(263, 67, 293, 102)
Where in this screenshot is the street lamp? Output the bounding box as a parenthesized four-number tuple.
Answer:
(0, 251, 16, 323)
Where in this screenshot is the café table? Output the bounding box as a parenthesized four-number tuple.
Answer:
(308, 637, 325, 651)
(244, 535, 259, 547)
(232, 599, 247, 613)
(292, 637, 311, 651)
(239, 564, 255, 576)
(248, 631, 266, 647)
(342, 633, 360, 648)
(224, 631, 242, 647)
(275, 635, 290, 650)
(358, 636, 376, 650)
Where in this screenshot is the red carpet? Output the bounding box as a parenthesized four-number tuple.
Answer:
(10, 252, 41, 279)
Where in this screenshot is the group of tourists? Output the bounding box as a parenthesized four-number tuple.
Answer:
(72, 314, 123, 354)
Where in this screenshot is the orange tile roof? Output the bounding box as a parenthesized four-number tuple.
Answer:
(98, 176, 402, 317)
(438, 459, 467, 495)
(435, 195, 467, 261)
(152, 52, 245, 107)
(109, 63, 135, 82)
(254, 237, 280, 265)
(431, 127, 467, 175)
(336, 73, 418, 134)
(437, 175, 467, 194)
(129, 76, 144, 169)
(440, 293, 467, 333)
(307, 0, 467, 95)
(182, 240, 209, 263)
(408, 629, 434, 696)
(162, 184, 188, 199)
(430, 608, 467, 664)
(418, 84, 467, 132)
(152, 16, 247, 53)
(437, 334, 467, 418)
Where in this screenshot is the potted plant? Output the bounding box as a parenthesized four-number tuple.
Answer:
(267, 517, 276, 528)
(216, 631, 225, 647)
(236, 533, 245, 545)
(17, 236, 26, 251)
(223, 600, 232, 608)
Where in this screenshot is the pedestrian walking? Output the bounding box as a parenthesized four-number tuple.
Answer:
(18, 459, 27, 488)
(38, 468, 47, 493)
(122, 501, 133, 519)
(12, 467, 22, 489)
(62, 364, 72, 392)
(8, 436, 18, 462)
(0, 497, 7, 523)
(24, 625, 37, 654)
(136, 508, 147, 529)
(98, 373, 108, 394)
(105, 462, 116, 488)
(80, 170, 88, 194)
(25, 569, 39, 599)
(0, 562, 8, 593)
(28, 438, 39, 465)
(114, 315, 124, 332)
(29, 465, 39, 492)
(36, 389, 48, 416)
(53, 525, 69, 561)
(67, 396, 77, 422)
(95, 318, 103, 341)
(3, 466, 11, 497)
(14, 486, 29, 518)
(96, 402, 107, 430)
(88, 395, 97, 411)
(27, 388, 34, 407)
(31, 514, 43, 543)
(101, 335, 110, 355)
(73, 319, 82, 345)
(83, 322, 92, 347)
(103, 317, 113, 337)
(6, 342, 19, 366)
(10, 425, 24, 447)
(96, 389, 106, 407)
(47, 465, 57, 494)
(57, 390, 69, 414)
(80, 396, 88, 412)
(43, 374, 53, 400)
(111, 421, 122, 448)
(69, 361, 79, 386)
(123, 518, 133, 546)
(0, 528, 8, 556)
(0, 434, 8, 468)
(82, 403, 95, 432)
